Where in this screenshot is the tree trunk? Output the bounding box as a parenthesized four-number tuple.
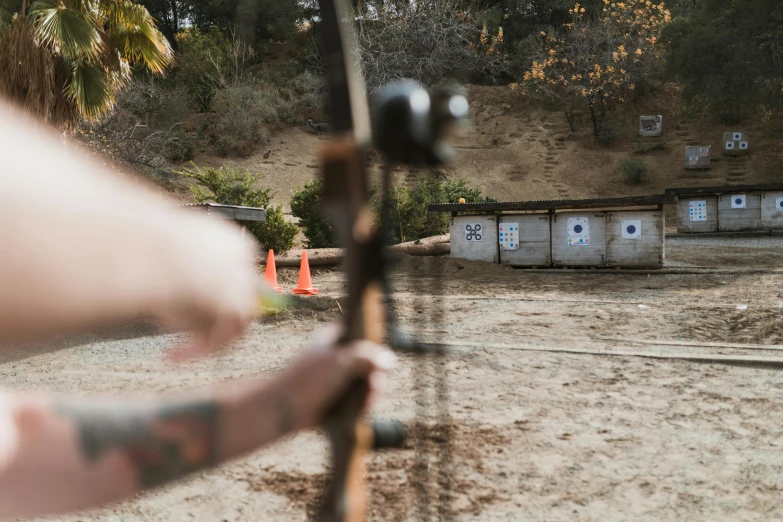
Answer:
(265, 235, 452, 267)
(170, 0, 179, 33)
(589, 103, 599, 136)
(564, 109, 575, 133)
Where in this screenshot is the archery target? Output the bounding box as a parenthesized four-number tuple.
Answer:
(498, 223, 519, 251)
(740, 141, 749, 150)
(725, 141, 735, 150)
(731, 194, 747, 209)
(699, 147, 710, 156)
(567, 217, 590, 246)
(733, 132, 742, 141)
(777, 197, 783, 212)
(465, 223, 483, 241)
(621, 220, 642, 240)
(689, 156, 699, 165)
(689, 200, 707, 222)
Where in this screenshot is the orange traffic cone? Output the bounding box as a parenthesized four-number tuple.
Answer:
(264, 249, 283, 293)
(292, 250, 318, 295)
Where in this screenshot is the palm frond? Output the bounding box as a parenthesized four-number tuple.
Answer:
(30, 0, 101, 59)
(101, 0, 172, 73)
(65, 59, 112, 119)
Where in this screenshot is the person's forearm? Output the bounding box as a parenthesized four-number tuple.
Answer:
(0, 106, 177, 340)
(0, 105, 247, 343)
(0, 374, 304, 519)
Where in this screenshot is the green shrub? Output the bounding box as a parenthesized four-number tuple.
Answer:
(619, 158, 650, 185)
(596, 120, 619, 145)
(290, 178, 337, 248)
(178, 164, 298, 253)
(378, 175, 497, 244)
(173, 27, 237, 112)
(206, 82, 311, 156)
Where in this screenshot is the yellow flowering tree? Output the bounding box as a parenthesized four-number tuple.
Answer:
(516, 0, 671, 135)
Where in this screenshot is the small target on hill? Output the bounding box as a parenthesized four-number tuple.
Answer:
(465, 223, 483, 241)
(689, 156, 699, 165)
(777, 197, 783, 212)
(622, 220, 642, 240)
(731, 195, 747, 209)
(725, 141, 735, 150)
(699, 147, 710, 156)
(733, 132, 742, 141)
(740, 141, 749, 150)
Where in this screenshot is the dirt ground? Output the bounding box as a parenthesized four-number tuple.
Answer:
(3, 234, 783, 521)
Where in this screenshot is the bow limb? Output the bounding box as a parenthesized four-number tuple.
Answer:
(314, 0, 385, 520)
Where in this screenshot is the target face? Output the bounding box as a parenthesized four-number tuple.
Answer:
(777, 197, 783, 212)
(498, 223, 519, 251)
(689, 200, 707, 222)
(689, 156, 699, 165)
(465, 223, 483, 241)
(567, 217, 590, 246)
(733, 132, 742, 141)
(725, 141, 735, 150)
(731, 195, 747, 209)
(621, 220, 642, 240)
(699, 147, 710, 156)
(740, 141, 749, 150)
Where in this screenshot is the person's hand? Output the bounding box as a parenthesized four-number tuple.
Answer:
(155, 214, 260, 361)
(278, 327, 398, 431)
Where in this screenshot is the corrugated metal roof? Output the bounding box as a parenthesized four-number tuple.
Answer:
(428, 194, 673, 213)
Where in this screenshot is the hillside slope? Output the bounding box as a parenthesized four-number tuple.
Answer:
(192, 84, 783, 210)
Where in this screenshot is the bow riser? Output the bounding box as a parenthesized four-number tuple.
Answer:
(317, 138, 385, 522)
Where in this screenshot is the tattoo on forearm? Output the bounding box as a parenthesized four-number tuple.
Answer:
(55, 399, 219, 489)
(275, 395, 295, 436)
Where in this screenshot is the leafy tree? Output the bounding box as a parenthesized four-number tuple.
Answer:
(185, 0, 303, 47)
(0, 0, 172, 126)
(179, 164, 298, 253)
(663, 0, 783, 123)
(518, 1, 670, 135)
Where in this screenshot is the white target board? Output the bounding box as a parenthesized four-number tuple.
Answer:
(621, 220, 642, 239)
(567, 217, 590, 246)
(688, 156, 699, 165)
(689, 200, 707, 222)
(733, 132, 742, 141)
(777, 197, 783, 212)
(725, 141, 735, 150)
(740, 141, 749, 150)
(464, 223, 483, 241)
(498, 223, 519, 251)
(731, 195, 747, 209)
(700, 147, 710, 156)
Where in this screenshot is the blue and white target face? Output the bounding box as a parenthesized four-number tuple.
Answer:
(621, 220, 642, 240)
(731, 195, 747, 209)
(733, 132, 743, 141)
(567, 217, 590, 246)
(739, 141, 749, 150)
(464, 223, 483, 241)
(725, 141, 735, 150)
(776, 197, 783, 212)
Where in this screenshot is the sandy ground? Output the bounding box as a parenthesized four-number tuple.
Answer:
(3, 235, 783, 521)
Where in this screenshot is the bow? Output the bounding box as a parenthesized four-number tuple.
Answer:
(313, 0, 469, 519)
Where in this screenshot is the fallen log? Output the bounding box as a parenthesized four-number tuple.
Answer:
(264, 235, 451, 266)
